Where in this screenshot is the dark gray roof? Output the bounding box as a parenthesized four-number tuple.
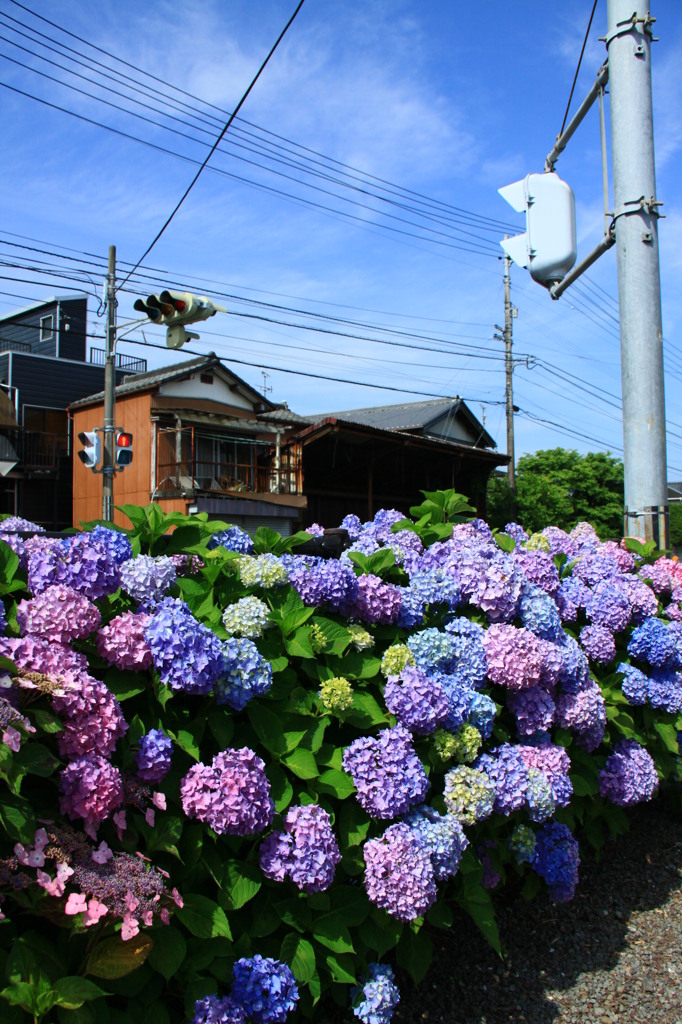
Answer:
(307, 397, 461, 431)
(69, 353, 272, 410)
(305, 397, 496, 449)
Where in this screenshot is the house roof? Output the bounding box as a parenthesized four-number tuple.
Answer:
(69, 353, 275, 411)
(305, 397, 496, 448)
(289, 416, 508, 465)
(0, 294, 88, 323)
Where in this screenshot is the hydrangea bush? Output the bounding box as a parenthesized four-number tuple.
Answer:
(0, 491, 680, 1024)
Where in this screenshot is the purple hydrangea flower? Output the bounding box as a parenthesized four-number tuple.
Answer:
(145, 598, 224, 694)
(192, 995, 246, 1024)
(26, 534, 119, 598)
(384, 665, 450, 736)
(513, 548, 561, 595)
(645, 669, 682, 713)
(532, 821, 580, 902)
(555, 679, 606, 751)
(259, 803, 341, 893)
(599, 739, 659, 806)
(59, 755, 124, 835)
(342, 725, 429, 819)
(119, 555, 177, 610)
(520, 743, 573, 808)
(17, 585, 101, 644)
(504, 522, 528, 544)
(468, 555, 524, 623)
(0, 635, 88, 677)
(230, 955, 299, 1024)
(341, 574, 402, 625)
(352, 963, 400, 1024)
(136, 729, 172, 783)
(477, 744, 531, 815)
(281, 555, 358, 610)
(214, 636, 272, 710)
(483, 624, 544, 690)
(180, 747, 274, 836)
(579, 624, 616, 664)
(585, 580, 632, 632)
(51, 670, 128, 761)
(363, 822, 437, 921)
(508, 687, 556, 737)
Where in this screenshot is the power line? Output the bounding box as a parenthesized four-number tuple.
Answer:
(118, 0, 306, 288)
(558, 0, 599, 137)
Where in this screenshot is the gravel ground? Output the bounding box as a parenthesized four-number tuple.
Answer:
(322, 794, 682, 1024)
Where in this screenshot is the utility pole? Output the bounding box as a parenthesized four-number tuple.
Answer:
(102, 245, 117, 522)
(607, 0, 668, 547)
(503, 252, 516, 492)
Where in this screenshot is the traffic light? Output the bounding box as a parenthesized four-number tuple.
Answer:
(115, 430, 133, 468)
(498, 172, 577, 285)
(77, 430, 101, 470)
(134, 290, 226, 348)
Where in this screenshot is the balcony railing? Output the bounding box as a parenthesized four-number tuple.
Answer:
(156, 459, 301, 497)
(89, 348, 147, 373)
(0, 429, 66, 473)
(0, 338, 32, 354)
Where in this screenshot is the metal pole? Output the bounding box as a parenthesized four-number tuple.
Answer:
(503, 254, 516, 492)
(545, 63, 609, 172)
(606, 1, 668, 546)
(102, 245, 116, 522)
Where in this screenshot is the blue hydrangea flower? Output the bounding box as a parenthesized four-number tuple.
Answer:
(532, 821, 580, 902)
(136, 728, 172, 783)
(90, 525, 134, 565)
(383, 665, 450, 736)
(230, 955, 299, 1024)
(214, 636, 273, 710)
(518, 584, 564, 641)
(119, 555, 177, 610)
(208, 526, 254, 554)
(145, 598, 224, 694)
(27, 533, 119, 599)
(628, 617, 682, 670)
(352, 963, 400, 1024)
(403, 805, 469, 882)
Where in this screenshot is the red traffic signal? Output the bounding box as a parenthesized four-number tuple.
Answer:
(115, 430, 133, 467)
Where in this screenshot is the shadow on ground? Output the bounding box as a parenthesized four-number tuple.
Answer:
(320, 796, 682, 1024)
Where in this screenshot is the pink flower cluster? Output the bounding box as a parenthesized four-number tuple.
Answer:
(96, 611, 153, 671)
(17, 584, 101, 644)
(180, 747, 274, 836)
(51, 670, 128, 760)
(59, 755, 124, 837)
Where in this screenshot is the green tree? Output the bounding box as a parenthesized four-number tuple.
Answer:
(486, 448, 624, 539)
(669, 502, 682, 549)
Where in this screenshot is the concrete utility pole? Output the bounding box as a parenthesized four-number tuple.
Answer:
(102, 245, 117, 522)
(607, 0, 668, 547)
(503, 253, 516, 492)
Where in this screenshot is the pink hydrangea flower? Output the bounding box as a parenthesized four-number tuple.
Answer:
(96, 612, 153, 671)
(17, 585, 101, 644)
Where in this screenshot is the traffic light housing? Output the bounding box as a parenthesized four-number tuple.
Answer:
(115, 430, 133, 468)
(498, 172, 577, 285)
(134, 290, 226, 347)
(77, 430, 101, 470)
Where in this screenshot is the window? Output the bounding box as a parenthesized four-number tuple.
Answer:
(40, 314, 54, 343)
(200, 372, 214, 385)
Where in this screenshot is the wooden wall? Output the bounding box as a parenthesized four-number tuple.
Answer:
(72, 392, 155, 528)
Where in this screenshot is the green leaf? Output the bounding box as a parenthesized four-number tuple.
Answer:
(85, 936, 152, 981)
(346, 691, 388, 727)
(103, 668, 148, 702)
(654, 720, 681, 754)
(0, 794, 36, 842)
(328, 886, 370, 927)
(53, 976, 108, 1008)
(283, 749, 319, 780)
(146, 927, 187, 982)
(426, 899, 454, 929)
(249, 703, 288, 756)
(176, 895, 232, 939)
(360, 913, 402, 957)
(169, 727, 202, 761)
(323, 954, 357, 986)
(312, 913, 355, 954)
(14, 742, 60, 778)
(207, 708, 234, 748)
(494, 531, 516, 552)
(396, 926, 433, 985)
(222, 862, 262, 910)
(284, 629, 315, 659)
(280, 935, 316, 985)
(29, 708, 63, 734)
(316, 768, 355, 800)
(455, 849, 502, 955)
(268, 763, 294, 812)
(335, 802, 370, 849)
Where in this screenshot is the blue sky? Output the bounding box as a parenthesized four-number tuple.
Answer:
(2, 0, 682, 474)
